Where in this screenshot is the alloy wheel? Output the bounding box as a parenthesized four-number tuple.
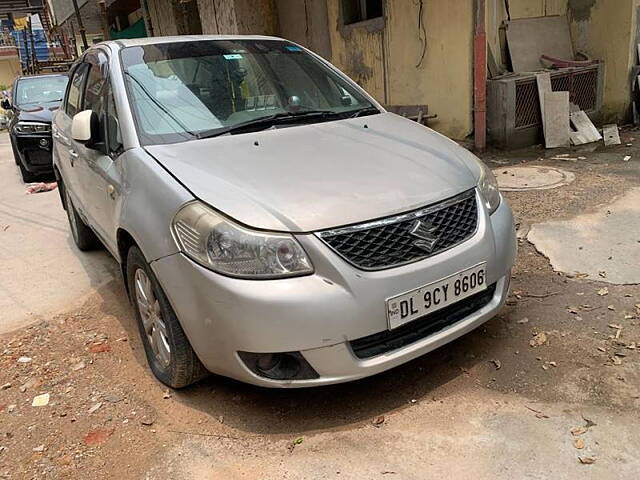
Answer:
(134, 268, 171, 368)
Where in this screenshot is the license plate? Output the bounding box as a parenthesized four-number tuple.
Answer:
(386, 263, 487, 330)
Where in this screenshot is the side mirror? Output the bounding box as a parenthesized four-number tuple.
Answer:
(1, 99, 11, 110)
(71, 110, 101, 149)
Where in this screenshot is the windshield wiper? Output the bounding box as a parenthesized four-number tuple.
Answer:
(349, 106, 380, 118)
(197, 110, 343, 139)
(18, 98, 63, 106)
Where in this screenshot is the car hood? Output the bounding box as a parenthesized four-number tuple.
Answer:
(146, 113, 480, 232)
(16, 101, 60, 123)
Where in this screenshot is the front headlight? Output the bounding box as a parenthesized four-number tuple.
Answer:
(172, 202, 313, 279)
(14, 121, 50, 134)
(477, 160, 501, 214)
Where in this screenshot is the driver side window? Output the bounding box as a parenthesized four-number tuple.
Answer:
(105, 82, 123, 157)
(65, 63, 89, 118)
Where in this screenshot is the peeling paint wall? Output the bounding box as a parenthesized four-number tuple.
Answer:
(569, 0, 636, 121)
(143, 0, 640, 138)
(146, 0, 178, 36)
(385, 0, 474, 139)
(326, 0, 474, 139)
(276, 0, 332, 60)
(197, 0, 238, 34)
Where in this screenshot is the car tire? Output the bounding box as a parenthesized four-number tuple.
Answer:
(126, 246, 208, 389)
(63, 185, 99, 250)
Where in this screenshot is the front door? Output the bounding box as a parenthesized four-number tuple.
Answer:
(73, 51, 124, 255)
(55, 62, 89, 212)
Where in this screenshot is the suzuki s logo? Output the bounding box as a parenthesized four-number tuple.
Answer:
(409, 219, 439, 253)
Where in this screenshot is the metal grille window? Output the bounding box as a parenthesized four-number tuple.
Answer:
(514, 66, 599, 129)
(317, 189, 478, 270)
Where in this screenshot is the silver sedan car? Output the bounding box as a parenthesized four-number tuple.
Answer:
(52, 35, 516, 388)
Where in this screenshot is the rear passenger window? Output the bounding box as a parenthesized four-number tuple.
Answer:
(65, 64, 89, 118)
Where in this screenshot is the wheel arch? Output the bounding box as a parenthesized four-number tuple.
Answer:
(117, 227, 140, 298)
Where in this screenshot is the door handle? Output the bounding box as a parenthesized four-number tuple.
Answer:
(107, 184, 116, 199)
(69, 149, 78, 166)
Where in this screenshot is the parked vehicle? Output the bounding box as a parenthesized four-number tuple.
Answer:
(52, 36, 516, 388)
(3, 74, 69, 182)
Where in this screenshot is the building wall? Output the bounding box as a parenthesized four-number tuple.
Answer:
(142, 0, 639, 138)
(569, 0, 637, 122)
(485, 0, 637, 123)
(195, 0, 277, 35)
(276, 0, 332, 60)
(325, 0, 475, 139)
(0, 56, 21, 88)
(147, 0, 178, 35)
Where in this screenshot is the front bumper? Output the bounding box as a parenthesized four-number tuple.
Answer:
(151, 193, 517, 387)
(12, 132, 54, 173)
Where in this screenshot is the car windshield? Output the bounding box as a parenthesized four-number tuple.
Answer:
(120, 39, 378, 145)
(15, 75, 68, 107)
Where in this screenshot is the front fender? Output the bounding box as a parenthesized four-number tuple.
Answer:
(116, 148, 194, 263)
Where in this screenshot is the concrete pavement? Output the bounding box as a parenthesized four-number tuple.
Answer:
(0, 131, 116, 334)
(528, 188, 640, 284)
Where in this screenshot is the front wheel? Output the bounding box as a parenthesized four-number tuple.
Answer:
(126, 246, 208, 388)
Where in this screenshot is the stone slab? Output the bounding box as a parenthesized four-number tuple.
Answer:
(527, 188, 640, 285)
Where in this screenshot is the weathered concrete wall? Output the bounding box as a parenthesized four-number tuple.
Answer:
(325, 0, 474, 139)
(146, 0, 178, 36)
(0, 55, 21, 88)
(197, 0, 238, 34)
(325, 0, 386, 104)
(197, 0, 277, 35)
(385, 0, 474, 139)
(235, 0, 278, 35)
(276, 0, 332, 60)
(569, 0, 636, 122)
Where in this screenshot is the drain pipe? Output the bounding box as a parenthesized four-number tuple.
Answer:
(474, 0, 487, 152)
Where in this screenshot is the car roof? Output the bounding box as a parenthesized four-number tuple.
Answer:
(109, 34, 288, 49)
(17, 73, 67, 80)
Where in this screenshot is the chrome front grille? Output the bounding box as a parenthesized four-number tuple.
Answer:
(316, 189, 478, 270)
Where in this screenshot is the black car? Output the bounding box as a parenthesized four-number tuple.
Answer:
(2, 74, 69, 182)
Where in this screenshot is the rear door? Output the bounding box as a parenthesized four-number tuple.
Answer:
(54, 62, 89, 209)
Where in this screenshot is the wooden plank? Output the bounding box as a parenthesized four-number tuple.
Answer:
(602, 124, 621, 146)
(570, 110, 602, 145)
(536, 72, 552, 121)
(543, 91, 570, 148)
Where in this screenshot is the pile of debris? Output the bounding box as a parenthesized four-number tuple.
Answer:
(487, 14, 606, 149)
(536, 70, 610, 149)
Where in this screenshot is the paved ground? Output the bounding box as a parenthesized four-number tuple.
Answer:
(0, 132, 116, 334)
(1, 129, 639, 479)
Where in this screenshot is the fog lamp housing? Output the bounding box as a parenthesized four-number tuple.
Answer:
(238, 351, 319, 381)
